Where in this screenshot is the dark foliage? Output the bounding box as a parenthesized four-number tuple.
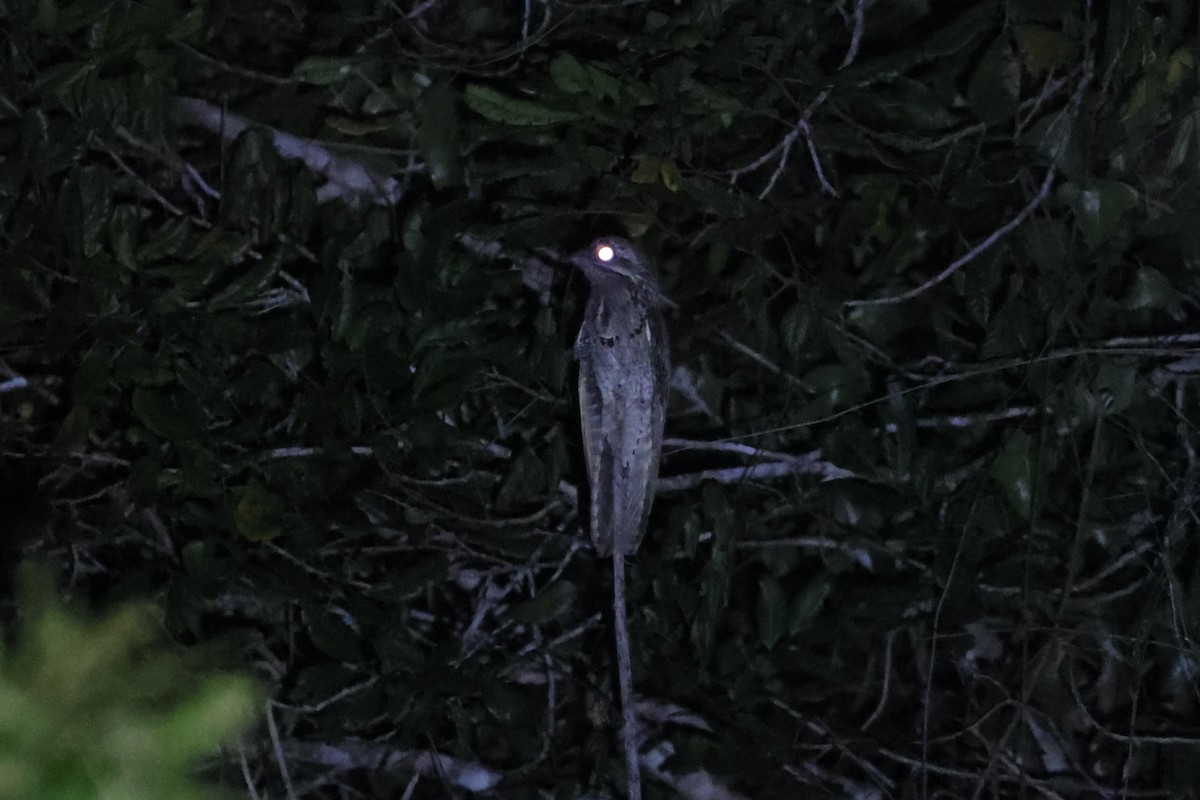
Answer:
(2, 0, 1200, 797)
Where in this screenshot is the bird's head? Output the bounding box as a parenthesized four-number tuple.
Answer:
(570, 237, 673, 308)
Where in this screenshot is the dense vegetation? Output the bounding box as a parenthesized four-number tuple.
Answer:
(3, 0, 1199, 797)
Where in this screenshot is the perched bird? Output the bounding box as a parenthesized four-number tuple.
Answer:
(571, 236, 671, 800)
(573, 237, 671, 557)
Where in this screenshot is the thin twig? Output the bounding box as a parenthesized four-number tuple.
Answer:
(641, 740, 752, 800)
(265, 701, 298, 800)
(238, 744, 263, 800)
(799, 119, 839, 196)
(94, 132, 188, 216)
(839, 0, 868, 69)
(730, 91, 831, 199)
(662, 437, 798, 462)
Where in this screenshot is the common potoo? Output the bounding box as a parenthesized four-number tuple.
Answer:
(572, 236, 670, 558)
(571, 235, 670, 800)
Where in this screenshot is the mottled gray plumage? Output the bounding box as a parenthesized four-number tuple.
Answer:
(572, 237, 670, 558)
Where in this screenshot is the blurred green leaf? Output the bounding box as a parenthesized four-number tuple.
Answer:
(0, 564, 258, 800)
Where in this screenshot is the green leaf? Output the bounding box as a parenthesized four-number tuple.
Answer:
(660, 160, 681, 192)
(756, 576, 786, 650)
(1056, 179, 1139, 248)
(231, 483, 284, 542)
(1164, 112, 1195, 173)
(78, 166, 113, 257)
(1092, 361, 1138, 414)
(464, 85, 582, 126)
(1123, 266, 1176, 311)
(1013, 24, 1076, 76)
(324, 116, 395, 136)
(292, 56, 356, 85)
(981, 296, 1040, 359)
(417, 84, 463, 188)
(800, 364, 868, 410)
(549, 53, 590, 95)
(839, 4, 996, 84)
(387, 555, 450, 597)
(1020, 110, 1078, 171)
(132, 387, 206, 440)
(495, 448, 548, 511)
(780, 304, 810, 357)
(631, 155, 660, 184)
(788, 576, 831, 634)
(692, 485, 734, 659)
(207, 250, 283, 311)
(967, 36, 1019, 124)
(303, 605, 362, 660)
(991, 431, 1035, 521)
(508, 581, 577, 625)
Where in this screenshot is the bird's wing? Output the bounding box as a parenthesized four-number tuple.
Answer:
(577, 292, 669, 557)
(577, 335, 613, 555)
(611, 309, 668, 555)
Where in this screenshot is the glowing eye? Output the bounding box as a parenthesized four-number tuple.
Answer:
(595, 244, 615, 262)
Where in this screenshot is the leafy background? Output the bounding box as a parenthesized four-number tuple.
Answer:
(2, 0, 1200, 797)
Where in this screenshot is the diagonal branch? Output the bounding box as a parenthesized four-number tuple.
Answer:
(173, 97, 409, 205)
(845, 63, 1093, 308)
(844, 167, 1057, 308)
(730, 91, 835, 199)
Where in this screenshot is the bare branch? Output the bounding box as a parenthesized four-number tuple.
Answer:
(643, 741, 752, 800)
(93, 132, 188, 217)
(285, 740, 501, 792)
(174, 97, 407, 205)
(658, 452, 854, 492)
(669, 367, 722, 423)
(457, 232, 560, 300)
(799, 119, 839, 196)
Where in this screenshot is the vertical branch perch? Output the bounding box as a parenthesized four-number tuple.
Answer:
(613, 554, 641, 800)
